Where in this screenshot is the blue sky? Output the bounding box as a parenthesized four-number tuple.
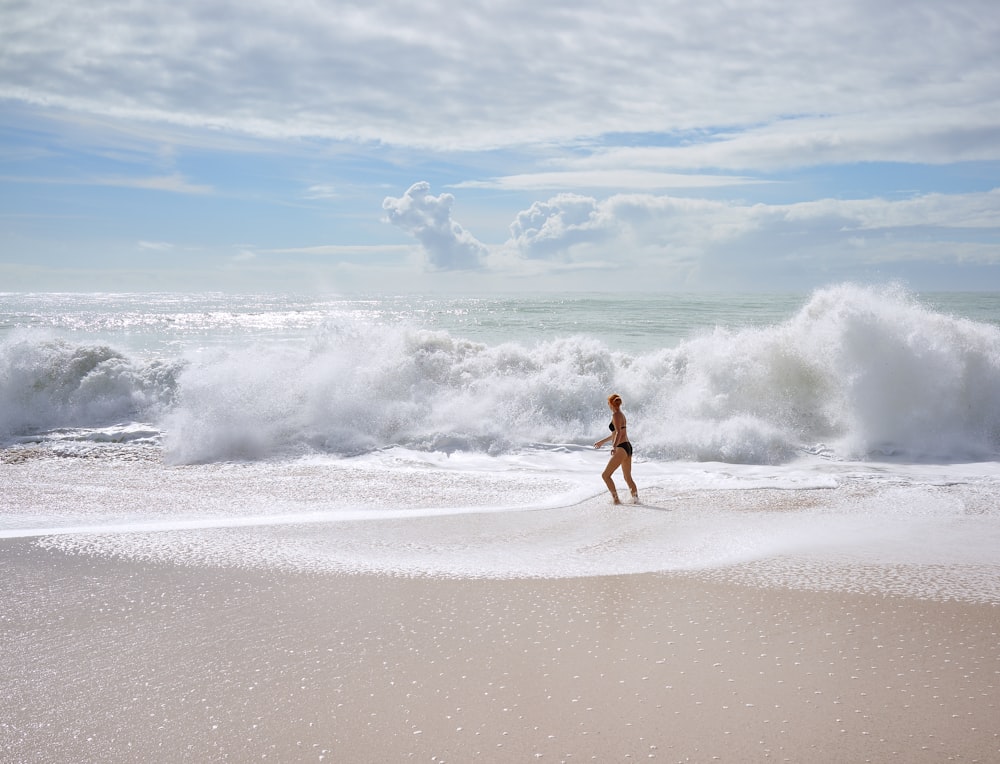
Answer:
(1, 0, 999, 293)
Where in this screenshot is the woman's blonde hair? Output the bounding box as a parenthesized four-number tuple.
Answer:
(607, 393, 622, 407)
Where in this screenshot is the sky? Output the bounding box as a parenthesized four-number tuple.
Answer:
(1, 0, 999, 294)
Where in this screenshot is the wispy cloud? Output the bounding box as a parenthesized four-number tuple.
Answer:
(303, 184, 340, 200)
(259, 244, 413, 257)
(565, 114, 1000, 173)
(455, 170, 765, 191)
(138, 240, 174, 251)
(2, 0, 997, 167)
(1, 172, 212, 194)
(105, 174, 212, 194)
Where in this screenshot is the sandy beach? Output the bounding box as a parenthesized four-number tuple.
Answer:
(2, 538, 997, 763)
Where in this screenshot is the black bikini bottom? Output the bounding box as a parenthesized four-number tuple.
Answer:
(616, 442, 633, 457)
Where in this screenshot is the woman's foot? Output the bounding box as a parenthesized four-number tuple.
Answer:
(630, 490, 639, 504)
(611, 493, 621, 505)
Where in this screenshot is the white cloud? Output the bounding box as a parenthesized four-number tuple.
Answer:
(2, 0, 997, 168)
(770, 190, 1000, 232)
(507, 193, 760, 263)
(260, 244, 413, 257)
(851, 190, 1000, 230)
(303, 184, 340, 200)
(455, 170, 764, 191)
(0, 172, 212, 194)
(565, 111, 1000, 172)
(108, 174, 212, 194)
(382, 182, 488, 270)
(138, 240, 173, 251)
(496, 189, 1000, 281)
(509, 194, 607, 258)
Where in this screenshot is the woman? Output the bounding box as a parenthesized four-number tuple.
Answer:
(593, 393, 638, 504)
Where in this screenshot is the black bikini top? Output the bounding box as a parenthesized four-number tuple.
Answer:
(609, 420, 627, 432)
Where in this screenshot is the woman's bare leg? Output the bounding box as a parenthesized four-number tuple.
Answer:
(602, 451, 624, 504)
(621, 455, 638, 502)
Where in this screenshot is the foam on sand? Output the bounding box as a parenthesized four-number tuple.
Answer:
(3, 449, 998, 603)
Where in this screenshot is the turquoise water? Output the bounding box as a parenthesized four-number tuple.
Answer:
(3, 289, 997, 353)
(1, 291, 806, 352)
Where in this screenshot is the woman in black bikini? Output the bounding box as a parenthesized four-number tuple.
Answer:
(593, 393, 638, 505)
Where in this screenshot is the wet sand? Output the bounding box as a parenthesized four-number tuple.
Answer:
(2, 538, 998, 763)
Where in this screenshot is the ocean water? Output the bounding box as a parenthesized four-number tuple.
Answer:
(2, 283, 1000, 600)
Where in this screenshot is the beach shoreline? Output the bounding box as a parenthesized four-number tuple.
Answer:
(3, 538, 997, 763)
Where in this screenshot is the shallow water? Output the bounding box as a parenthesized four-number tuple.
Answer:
(1, 445, 997, 602)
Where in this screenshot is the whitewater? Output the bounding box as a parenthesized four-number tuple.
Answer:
(2, 284, 1000, 600)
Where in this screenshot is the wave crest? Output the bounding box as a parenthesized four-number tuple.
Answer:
(0, 337, 180, 439)
(638, 283, 1000, 462)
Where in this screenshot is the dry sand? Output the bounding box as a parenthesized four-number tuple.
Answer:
(2, 538, 998, 763)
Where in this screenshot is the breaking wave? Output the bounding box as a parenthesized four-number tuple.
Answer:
(4, 284, 1000, 464)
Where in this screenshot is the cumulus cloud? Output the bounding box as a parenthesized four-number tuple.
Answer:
(383, 182, 488, 270)
(499, 189, 1000, 281)
(510, 195, 606, 258)
(508, 193, 758, 263)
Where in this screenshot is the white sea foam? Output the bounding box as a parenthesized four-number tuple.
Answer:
(0, 334, 180, 438)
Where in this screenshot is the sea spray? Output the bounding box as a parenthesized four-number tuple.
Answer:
(0, 335, 180, 439)
(641, 285, 995, 459)
(161, 328, 622, 463)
